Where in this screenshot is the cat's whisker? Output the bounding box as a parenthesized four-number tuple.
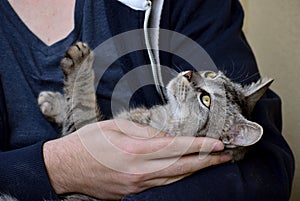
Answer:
(172, 63, 184, 73)
(162, 66, 179, 77)
(39, 42, 273, 199)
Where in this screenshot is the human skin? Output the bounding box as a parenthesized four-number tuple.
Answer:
(9, 0, 232, 199)
(43, 119, 231, 199)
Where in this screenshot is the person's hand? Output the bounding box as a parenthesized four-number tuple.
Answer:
(43, 119, 232, 200)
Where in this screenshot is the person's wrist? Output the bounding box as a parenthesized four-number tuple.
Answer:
(42, 134, 83, 194)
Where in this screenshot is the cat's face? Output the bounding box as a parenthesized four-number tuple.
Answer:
(166, 70, 273, 148)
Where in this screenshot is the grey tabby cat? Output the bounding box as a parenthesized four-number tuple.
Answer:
(37, 42, 273, 201)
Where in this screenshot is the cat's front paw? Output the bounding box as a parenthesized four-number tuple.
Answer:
(38, 91, 66, 124)
(60, 42, 94, 75)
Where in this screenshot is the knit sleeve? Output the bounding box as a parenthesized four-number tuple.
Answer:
(0, 80, 58, 201)
(0, 142, 59, 201)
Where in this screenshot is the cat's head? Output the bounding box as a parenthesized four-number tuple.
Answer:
(166, 70, 273, 148)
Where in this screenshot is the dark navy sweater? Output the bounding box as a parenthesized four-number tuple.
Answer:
(0, 0, 294, 201)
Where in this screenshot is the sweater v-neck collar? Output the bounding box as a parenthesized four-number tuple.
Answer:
(2, 0, 84, 55)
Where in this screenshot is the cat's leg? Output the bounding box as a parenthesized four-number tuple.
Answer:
(38, 91, 66, 125)
(116, 107, 152, 126)
(61, 42, 101, 135)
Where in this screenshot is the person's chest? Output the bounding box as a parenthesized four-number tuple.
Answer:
(8, 0, 76, 46)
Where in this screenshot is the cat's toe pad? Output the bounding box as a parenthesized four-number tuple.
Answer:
(61, 42, 94, 74)
(38, 91, 62, 117)
(38, 91, 65, 124)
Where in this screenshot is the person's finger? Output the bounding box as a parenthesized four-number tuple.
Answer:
(131, 136, 224, 159)
(131, 153, 232, 191)
(77, 121, 227, 175)
(112, 153, 232, 186)
(146, 152, 232, 179)
(98, 120, 224, 155)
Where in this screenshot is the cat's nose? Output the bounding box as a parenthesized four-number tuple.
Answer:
(183, 71, 193, 82)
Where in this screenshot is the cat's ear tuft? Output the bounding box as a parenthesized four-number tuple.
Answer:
(222, 115, 263, 147)
(243, 78, 274, 113)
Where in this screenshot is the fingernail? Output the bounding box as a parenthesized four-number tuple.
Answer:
(213, 141, 224, 151)
(221, 154, 233, 162)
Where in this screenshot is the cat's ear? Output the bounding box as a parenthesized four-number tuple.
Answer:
(221, 115, 263, 147)
(242, 78, 274, 113)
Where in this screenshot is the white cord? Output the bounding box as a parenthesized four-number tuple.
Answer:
(143, 0, 166, 103)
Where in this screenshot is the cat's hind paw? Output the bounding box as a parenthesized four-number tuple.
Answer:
(60, 42, 94, 75)
(38, 91, 66, 124)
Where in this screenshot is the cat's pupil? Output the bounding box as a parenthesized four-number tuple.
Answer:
(198, 92, 211, 109)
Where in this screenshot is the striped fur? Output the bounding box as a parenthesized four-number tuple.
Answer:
(37, 42, 273, 200)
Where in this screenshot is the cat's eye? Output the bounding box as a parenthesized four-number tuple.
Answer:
(201, 95, 211, 108)
(198, 93, 211, 108)
(205, 72, 217, 79)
